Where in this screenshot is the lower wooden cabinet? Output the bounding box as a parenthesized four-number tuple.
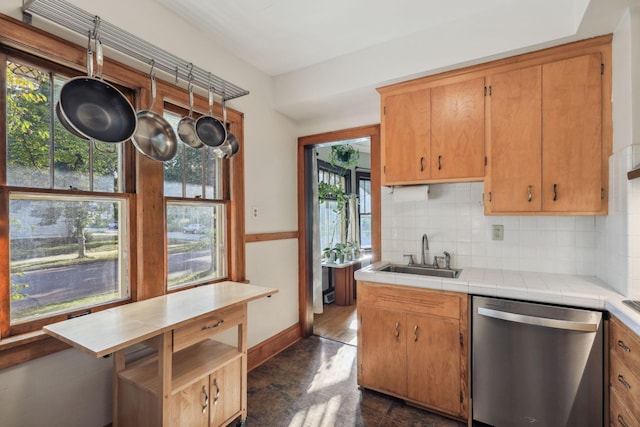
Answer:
(610, 316, 640, 426)
(170, 358, 242, 427)
(357, 281, 468, 421)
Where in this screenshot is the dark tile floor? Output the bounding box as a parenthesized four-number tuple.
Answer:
(245, 336, 466, 427)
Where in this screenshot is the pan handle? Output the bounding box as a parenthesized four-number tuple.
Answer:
(85, 31, 93, 78)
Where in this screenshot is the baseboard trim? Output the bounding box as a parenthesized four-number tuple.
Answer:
(247, 323, 303, 371)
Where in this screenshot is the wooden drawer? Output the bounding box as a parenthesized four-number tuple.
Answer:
(357, 281, 464, 320)
(610, 317, 640, 369)
(173, 305, 244, 353)
(611, 386, 640, 427)
(610, 351, 640, 418)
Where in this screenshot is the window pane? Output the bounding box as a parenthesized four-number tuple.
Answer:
(359, 215, 372, 249)
(167, 202, 226, 290)
(359, 178, 371, 213)
(6, 61, 52, 188)
(163, 111, 222, 199)
(9, 194, 128, 324)
(319, 200, 341, 250)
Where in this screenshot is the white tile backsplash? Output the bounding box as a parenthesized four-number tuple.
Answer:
(381, 182, 599, 276)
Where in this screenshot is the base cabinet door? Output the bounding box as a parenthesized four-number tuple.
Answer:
(210, 359, 242, 427)
(407, 314, 464, 418)
(170, 379, 210, 427)
(358, 305, 407, 397)
(357, 281, 468, 422)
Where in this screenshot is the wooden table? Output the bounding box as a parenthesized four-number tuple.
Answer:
(44, 281, 277, 427)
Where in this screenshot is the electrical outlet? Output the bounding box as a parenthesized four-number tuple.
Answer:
(491, 224, 504, 241)
(251, 206, 259, 219)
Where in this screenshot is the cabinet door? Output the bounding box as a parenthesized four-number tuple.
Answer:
(407, 313, 463, 417)
(359, 305, 407, 396)
(382, 89, 430, 184)
(542, 53, 603, 213)
(431, 77, 485, 180)
(210, 358, 242, 427)
(486, 65, 542, 213)
(170, 378, 209, 427)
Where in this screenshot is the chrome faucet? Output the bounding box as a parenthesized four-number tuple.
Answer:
(443, 251, 451, 269)
(421, 234, 429, 265)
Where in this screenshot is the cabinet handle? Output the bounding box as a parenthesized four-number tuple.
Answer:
(488, 192, 492, 202)
(394, 321, 400, 338)
(553, 184, 558, 201)
(437, 155, 442, 170)
(420, 157, 424, 172)
(213, 378, 221, 403)
(413, 324, 419, 342)
(201, 384, 209, 414)
(202, 319, 224, 330)
(618, 374, 632, 390)
(618, 340, 631, 352)
(527, 185, 532, 202)
(618, 414, 629, 427)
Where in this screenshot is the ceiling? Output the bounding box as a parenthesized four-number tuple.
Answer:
(156, 0, 633, 125)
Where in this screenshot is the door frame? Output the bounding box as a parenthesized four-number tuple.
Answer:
(297, 124, 381, 336)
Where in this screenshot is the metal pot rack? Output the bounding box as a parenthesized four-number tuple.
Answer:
(21, 0, 249, 101)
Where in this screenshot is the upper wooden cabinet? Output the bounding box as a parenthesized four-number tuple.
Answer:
(485, 51, 608, 215)
(379, 77, 485, 185)
(383, 88, 431, 183)
(431, 77, 485, 181)
(377, 35, 612, 215)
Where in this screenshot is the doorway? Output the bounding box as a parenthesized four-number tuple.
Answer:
(297, 125, 381, 343)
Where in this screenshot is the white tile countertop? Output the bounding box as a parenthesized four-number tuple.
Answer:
(355, 261, 640, 336)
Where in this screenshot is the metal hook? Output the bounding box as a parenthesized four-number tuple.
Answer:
(91, 16, 101, 40)
(86, 29, 92, 53)
(187, 62, 194, 81)
(175, 66, 179, 85)
(149, 59, 156, 79)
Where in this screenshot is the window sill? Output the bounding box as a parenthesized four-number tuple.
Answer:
(0, 330, 69, 369)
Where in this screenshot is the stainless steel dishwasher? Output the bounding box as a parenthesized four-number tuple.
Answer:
(472, 296, 604, 427)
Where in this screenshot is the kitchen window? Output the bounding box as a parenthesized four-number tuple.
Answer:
(2, 56, 131, 331)
(163, 110, 228, 290)
(318, 161, 350, 250)
(356, 171, 372, 249)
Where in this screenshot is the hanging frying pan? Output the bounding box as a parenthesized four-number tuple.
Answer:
(57, 33, 137, 143)
(177, 79, 203, 149)
(195, 86, 226, 147)
(214, 97, 239, 158)
(131, 62, 178, 162)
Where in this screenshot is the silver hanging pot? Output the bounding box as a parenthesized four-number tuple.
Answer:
(214, 98, 239, 158)
(195, 86, 226, 147)
(177, 79, 203, 149)
(56, 33, 137, 143)
(131, 62, 178, 162)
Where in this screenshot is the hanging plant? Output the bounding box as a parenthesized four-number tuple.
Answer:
(330, 144, 360, 169)
(318, 181, 349, 213)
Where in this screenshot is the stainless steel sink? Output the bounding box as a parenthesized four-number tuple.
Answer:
(379, 264, 462, 279)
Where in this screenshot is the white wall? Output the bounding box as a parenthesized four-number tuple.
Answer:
(0, 1, 299, 426)
(597, 6, 640, 297)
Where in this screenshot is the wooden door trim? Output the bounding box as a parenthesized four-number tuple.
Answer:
(297, 124, 381, 336)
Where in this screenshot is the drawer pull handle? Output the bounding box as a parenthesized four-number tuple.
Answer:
(618, 374, 631, 390)
(618, 414, 629, 427)
(527, 185, 532, 202)
(213, 378, 221, 404)
(553, 183, 558, 201)
(201, 385, 209, 414)
(420, 157, 424, 172)
(437, 155, 442, 170)
(394, 321, 400, 338)
(202, 319, 224, 330)
(413, 324, 419, 342)
(618, 340, 631, 352)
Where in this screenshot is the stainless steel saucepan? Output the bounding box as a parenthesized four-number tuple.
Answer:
(195, 86, 226, 147)
(177, 79, 203, 149)
(131, 62, 178, 162)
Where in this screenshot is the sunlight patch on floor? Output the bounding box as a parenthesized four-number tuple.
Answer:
(288, 395, 342, 427)
(307, 346, 356, 394)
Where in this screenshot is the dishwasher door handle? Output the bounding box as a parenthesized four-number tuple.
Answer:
(477, 307, 600, 332)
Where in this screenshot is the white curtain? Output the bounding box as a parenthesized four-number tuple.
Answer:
(311, 150, 323, 314)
